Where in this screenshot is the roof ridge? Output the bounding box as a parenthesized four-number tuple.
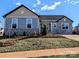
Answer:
(39, 15, 65, 16)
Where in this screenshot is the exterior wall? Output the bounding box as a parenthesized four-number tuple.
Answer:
(5, 18, 12, 29)
(40, 17, 73, 34)
(4, 7, 40, 36)
(51, 22, 58, 34)
(57, 17, 73, 34)
(5, 18, 40, 36)
(18, 18, 26, 29)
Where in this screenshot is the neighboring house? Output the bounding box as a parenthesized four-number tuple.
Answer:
(73, 24, 79, 34)
(3, 5, 73, 36)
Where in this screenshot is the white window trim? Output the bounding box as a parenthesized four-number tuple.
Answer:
(61, 23, 69, 30)
(26, 18, 32, 29)
(11, 18, 18, 29)
(38, 19, 41, 34)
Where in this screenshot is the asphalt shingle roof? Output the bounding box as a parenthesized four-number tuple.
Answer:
(39, 15, 64, 21)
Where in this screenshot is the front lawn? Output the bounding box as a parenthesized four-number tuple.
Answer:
(0, 37, 79, 53)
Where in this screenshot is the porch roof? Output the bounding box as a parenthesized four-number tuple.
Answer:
(39, 15, 73, 22)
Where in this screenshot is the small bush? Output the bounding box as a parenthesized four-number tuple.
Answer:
(72, 31, 76, 34)
(23, 32, 26, 36)
(13, 32, 16, 36)
(0, 42, 3, 47)
(0, 40, 17, 47)
(3, 40, 16, 47)
(41, 35, 65, 38)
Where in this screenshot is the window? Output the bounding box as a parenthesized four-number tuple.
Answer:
(27, 24, 31, 28)
(62, 23, 68, 29)
(12, 18, 18, 29)
(26, 19, 32, 28)
(52, 23, 57, 28)
(12, 24, 16, 28)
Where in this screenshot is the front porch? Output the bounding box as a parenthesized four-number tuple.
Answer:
(41, 22, 58, 35)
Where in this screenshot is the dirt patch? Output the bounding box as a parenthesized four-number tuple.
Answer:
(0, 39, 18, 47)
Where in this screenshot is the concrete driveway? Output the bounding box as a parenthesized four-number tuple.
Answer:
(62, 35, 79, 41)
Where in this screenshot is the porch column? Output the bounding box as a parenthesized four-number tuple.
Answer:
(38, 19, 41, 35)
(51, 22, 52, 33)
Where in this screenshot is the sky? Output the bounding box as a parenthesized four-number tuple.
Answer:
(0, 0, 79, 28)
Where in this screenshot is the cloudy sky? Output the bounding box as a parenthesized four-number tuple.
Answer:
(0, 0, 79, 28)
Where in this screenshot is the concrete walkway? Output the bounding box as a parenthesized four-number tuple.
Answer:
(0, 47, 79, 58)
(62, 35, 79, 41)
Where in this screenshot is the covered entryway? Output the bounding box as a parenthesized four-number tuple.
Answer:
(47, 23, 52, 33)
(41, 22, 52, 35)
(41, 24, 47, 35)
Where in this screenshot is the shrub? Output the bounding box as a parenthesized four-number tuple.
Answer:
(0, 42, 3, 47)
(41, 34, 65, 38)
(14, 32, 16, 36)
(72, 31, 76, 34)
(0, 40, 17, 47)
(23, 32, 26, 36)
(3, 40, 16, 47)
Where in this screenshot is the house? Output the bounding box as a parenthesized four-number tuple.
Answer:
(3, 5, 73, 36)
(73, 24, 79, 34)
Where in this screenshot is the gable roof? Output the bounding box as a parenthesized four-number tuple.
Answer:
(39, 15, 73, 22)
(3, 5, 39, 18)
(3, 5, 73, 22)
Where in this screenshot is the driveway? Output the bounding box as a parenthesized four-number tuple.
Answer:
(62, 35, 79, 41)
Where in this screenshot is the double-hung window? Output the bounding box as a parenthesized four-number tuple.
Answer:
(26, 19, 32, 28)
(62, 23, 68, 30)
(12, 18, 18, 29)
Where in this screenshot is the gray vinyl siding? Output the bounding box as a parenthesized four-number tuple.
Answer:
(5, 18, 12, 29)
(18, 18, 26, 29)
(32, 18, 39, 28)
(4, 17, 40, 36)
(41, 17, 73, 34)
(51, 22, 58, 34)
(4, 18, 12, 35)
(57, 17, 73, 34)
(4, 16, 72, 36)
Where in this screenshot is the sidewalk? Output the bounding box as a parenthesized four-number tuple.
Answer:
(0, 47, 79, 58)
(62, 35, 79, 41)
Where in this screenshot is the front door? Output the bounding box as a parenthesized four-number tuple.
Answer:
(41, 24, 47, 35)
(41, 23, 52, 35)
